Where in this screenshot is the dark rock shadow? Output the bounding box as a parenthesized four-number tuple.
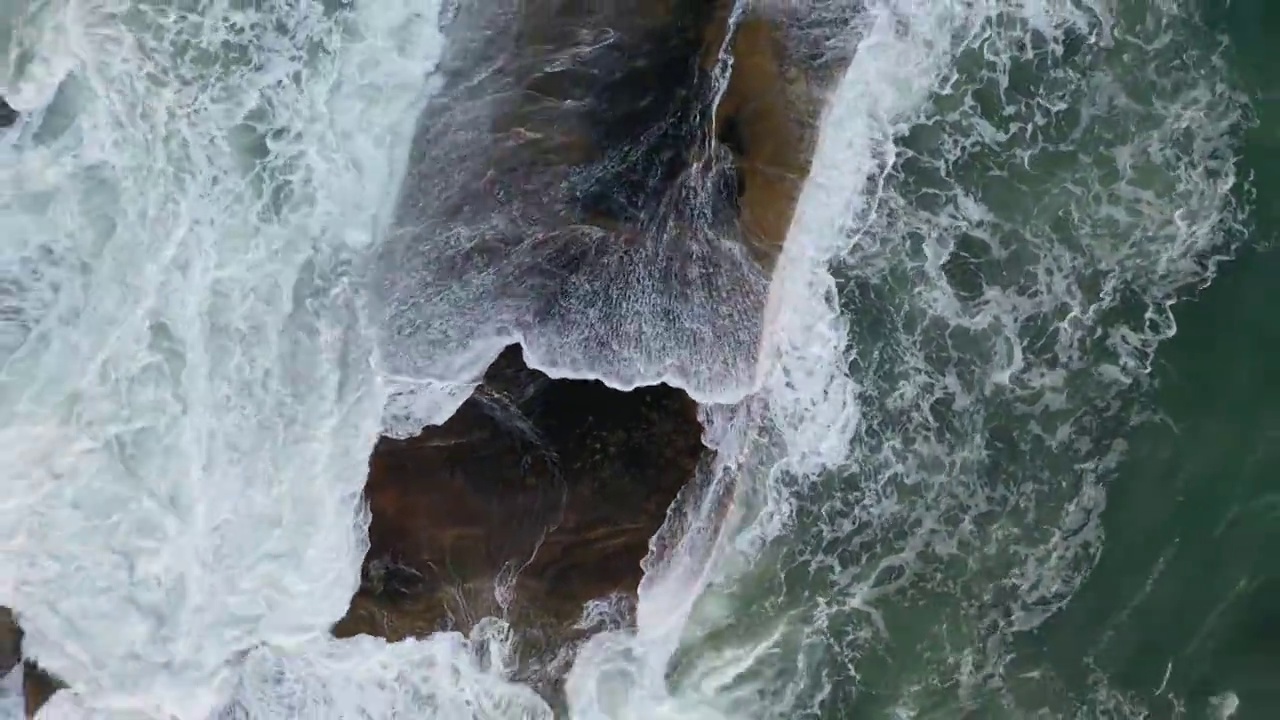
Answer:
(334, 345, 705, 676)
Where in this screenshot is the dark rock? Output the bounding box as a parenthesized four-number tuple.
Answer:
(334, 345, 705, 643)
(23, 661, 62, 718)
(0, 98, 16, 129)
(706, 13, 819, 269)
(0, 607, 64, 718)
(556, 1, 726, 230)
(374, 0, 820, 394)
(0, 608, 19, 678)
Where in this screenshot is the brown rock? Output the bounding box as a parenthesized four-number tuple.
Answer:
(701, 10, 822, 269)
(1, 607, 19, 679)
(334, 345, 705, 644)
(0, 607, 64, 718)
(23, 661, 62, 718)
(424, 0, 820, 272)
(375, 0, 829, 395)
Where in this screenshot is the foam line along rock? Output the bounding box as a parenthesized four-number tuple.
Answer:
(334, 346, 705, 693)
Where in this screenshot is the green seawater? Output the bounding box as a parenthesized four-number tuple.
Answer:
(665, 1, 1280, 718)
(1023, 1, 1280, 717)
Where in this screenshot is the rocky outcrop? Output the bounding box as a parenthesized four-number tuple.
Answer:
(2, 0, 840, 711)
(334, 345, 704, 643)
(342, 0, 833, 691)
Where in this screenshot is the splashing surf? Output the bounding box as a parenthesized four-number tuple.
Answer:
(0, 0, 1253, 717)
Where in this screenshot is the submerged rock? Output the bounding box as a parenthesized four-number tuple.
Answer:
(0, 98, 16, 128)
(335, 345, 704, 645)
(376, 0, 828, 398)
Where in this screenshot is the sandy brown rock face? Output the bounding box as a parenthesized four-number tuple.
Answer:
(334, 346, 704, 644)
(702, 10, 822, 269)
(23, 661, 61, 719)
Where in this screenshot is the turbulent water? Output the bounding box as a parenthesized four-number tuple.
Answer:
(0, 0, 1270, 718)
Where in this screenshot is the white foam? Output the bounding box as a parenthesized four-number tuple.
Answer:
(1210, 691, 1240, 719)
(752, 0, 1244, 714)
(0, 663, 21, 720)
(0, 0, 466, 716)
(372, 0, 773, 419)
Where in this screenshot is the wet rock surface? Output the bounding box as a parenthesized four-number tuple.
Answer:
(706, 13, 817, 270)
(343, 0, 834, 692)
(335, 345, 705, 644)
(1, 608, 18, 679)
(376, 0, 826, 396)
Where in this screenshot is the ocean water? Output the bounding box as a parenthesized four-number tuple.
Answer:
(0, 0, 1274, 718)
